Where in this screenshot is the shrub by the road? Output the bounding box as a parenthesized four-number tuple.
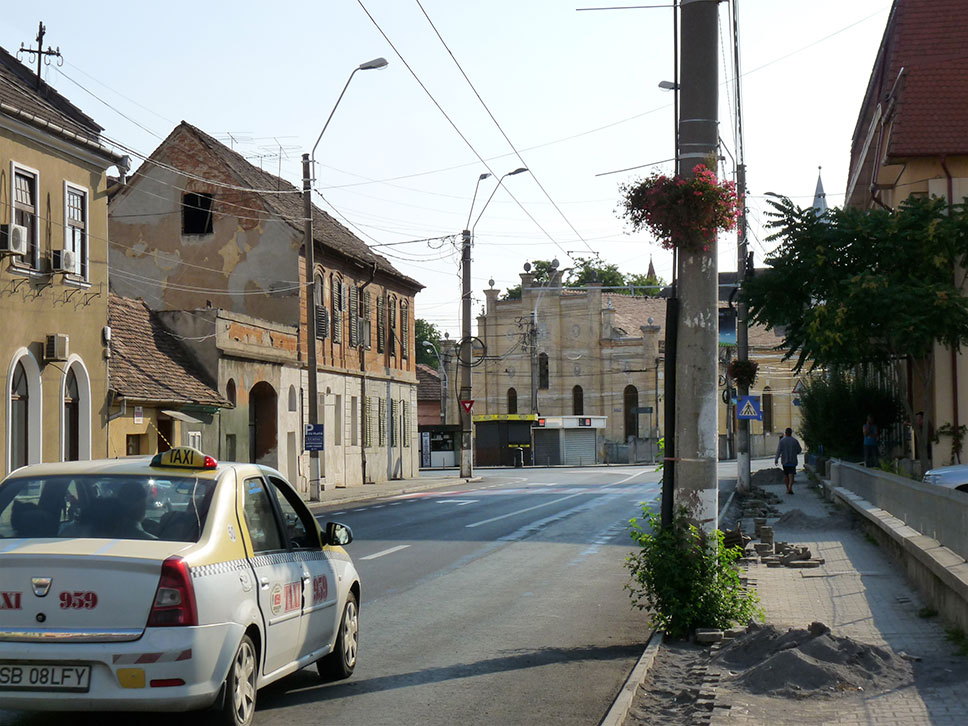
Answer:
(626, 506, 762, 639)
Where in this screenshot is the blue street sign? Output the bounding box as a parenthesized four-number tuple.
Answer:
(304, 423, 325, 452)
(737, 395, 762, 420)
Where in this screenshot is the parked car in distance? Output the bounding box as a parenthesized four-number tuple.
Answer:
(922, 464, 968, 493)
(0, 447, 360, 726)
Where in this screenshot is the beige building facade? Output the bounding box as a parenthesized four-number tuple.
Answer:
(474, 270, 800, 462)
(0, 47, 126, 475)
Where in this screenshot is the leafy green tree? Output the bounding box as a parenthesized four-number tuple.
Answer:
(415, 318, 443, 368)
(625, 271, 667, 295)
(566, 257, 625, 288)
(743, 195, 968, 471)
(500, 259, 559, 300)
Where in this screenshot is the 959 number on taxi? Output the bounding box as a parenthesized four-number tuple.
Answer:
(0, 662, 91, 692)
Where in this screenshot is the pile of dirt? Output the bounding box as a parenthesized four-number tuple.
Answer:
(751, 468, 785, 486)
(773, 508, 853, 531)
(715, 622, 912, 698)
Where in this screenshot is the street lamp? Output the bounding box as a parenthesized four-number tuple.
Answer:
(422, 340, 447, 426)
(302, 56, 388, 500)
(458, 167, 530, 479)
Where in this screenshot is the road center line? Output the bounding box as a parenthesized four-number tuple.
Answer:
(361, 544, 411, 560)
(465, 492, 586, 528)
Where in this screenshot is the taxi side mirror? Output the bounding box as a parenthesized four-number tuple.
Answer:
(325, 521, 353, 546)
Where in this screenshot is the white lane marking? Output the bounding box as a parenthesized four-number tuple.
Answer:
(330, 511, 347, 515)
(372, 505, 386, 509)
(361, 545, 411, 560)
(465, 492, 586, 528)
(437, 499, 477, 506)
(390, 501, 403, 506)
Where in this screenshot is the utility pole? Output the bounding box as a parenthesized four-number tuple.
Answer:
(17, 22, 62, 89)
(459, 229, 474, 479)
(736, 162, 751, 493)
(675, 0, 720, 531)
(302, 153, 322, 499)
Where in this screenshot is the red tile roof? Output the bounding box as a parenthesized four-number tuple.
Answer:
(416, 363, 442, 401)
(108, 294, 229, 407)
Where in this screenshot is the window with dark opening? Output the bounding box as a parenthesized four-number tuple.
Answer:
(573, 385, 584, 416)
(538, 353, 549, 389)
(507, 387, 517, 414)
(182, 192, 214, 235)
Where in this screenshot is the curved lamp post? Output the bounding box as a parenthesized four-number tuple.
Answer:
(302, 57, 388, 500)
(457, 167, 530, 478)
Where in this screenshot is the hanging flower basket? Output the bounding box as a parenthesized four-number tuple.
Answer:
(619, 164, 740, 253)
(726, 359, 758, 389)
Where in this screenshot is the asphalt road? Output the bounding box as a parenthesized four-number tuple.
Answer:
(0, 466, 663, 726)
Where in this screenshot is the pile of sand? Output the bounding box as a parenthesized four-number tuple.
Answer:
(751, 468, 785, 486)
(714, 622, 912, 698)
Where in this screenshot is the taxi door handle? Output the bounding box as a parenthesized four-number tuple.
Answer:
(259, 577, 269, 589)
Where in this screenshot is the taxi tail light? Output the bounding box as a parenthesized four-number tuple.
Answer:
(147, 556, 198, 627)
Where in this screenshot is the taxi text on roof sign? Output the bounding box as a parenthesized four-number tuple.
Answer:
(150, 447, 218, 470)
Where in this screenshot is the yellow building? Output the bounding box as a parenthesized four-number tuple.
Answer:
(0, 46, 127, 474)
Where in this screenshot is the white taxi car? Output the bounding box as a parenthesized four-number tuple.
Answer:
(0, 447, 360, 726)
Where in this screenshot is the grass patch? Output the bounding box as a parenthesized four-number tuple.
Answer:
(863, 532, 880, 547)
(918, 606, 938, 619)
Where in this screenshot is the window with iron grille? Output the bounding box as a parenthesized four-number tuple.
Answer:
(13, 168, 38, 268)
(364, 396, 373, 447)
(377, 295, 386, 353)
(66, 185, 87, 278)
(182, 192, 214, 235)
(378, 397, 386, 446)
(401, 300, 410, 359)
(388, 296, 397, 357)
(348, 283, 359, 347)
(402, 400, 410, 448)
(389, 399, 397, 447)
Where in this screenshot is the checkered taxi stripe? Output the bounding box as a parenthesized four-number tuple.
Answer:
(189, 550, 348, 579)
(112, 649, 192, 665)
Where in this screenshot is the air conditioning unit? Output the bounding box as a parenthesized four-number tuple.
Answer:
(45, 334, 69, 362)
(0, 224, 28, 256)
(53, 249, 76, 274)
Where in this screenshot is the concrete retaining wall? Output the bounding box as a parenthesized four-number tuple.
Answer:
(818, 460, 968, 633)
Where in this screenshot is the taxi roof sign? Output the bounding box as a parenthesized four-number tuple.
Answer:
(150, 447, 217, 470)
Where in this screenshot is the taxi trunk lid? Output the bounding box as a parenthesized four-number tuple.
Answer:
(0, 540, 191, 641)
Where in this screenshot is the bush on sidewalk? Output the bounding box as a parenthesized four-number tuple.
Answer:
(625, 505, 762, 639)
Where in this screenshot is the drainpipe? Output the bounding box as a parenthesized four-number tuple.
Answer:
(942, 157, 960, 460)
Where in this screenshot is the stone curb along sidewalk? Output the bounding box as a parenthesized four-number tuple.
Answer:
(305, 475, 482, 514)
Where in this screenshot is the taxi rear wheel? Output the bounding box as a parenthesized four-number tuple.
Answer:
(221, 634, 258, 726)
(317, 592, 358, 680)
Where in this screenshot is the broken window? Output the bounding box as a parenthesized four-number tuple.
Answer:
(182, 192, 214, 235)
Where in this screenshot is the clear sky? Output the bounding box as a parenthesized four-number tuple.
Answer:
(3, 1, 892, 338)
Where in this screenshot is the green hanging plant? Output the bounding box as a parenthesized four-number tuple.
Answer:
(727, 359, 758, 389)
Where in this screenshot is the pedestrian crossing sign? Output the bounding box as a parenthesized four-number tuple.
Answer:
(737, 395, 762, 420)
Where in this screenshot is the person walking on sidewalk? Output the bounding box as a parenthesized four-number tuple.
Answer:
(774, 428, 802, 494)
(863, 414, 880, 468)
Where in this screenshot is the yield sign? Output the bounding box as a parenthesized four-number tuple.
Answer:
(460, 399, 474, 414)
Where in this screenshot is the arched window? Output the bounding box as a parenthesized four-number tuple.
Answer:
(331, 273, 344, 344)
(538, 353, 549, 389)
(762, 387, 774, 433)
(507, 387, 517, 414)
(288, 385, 298, 412)
(624, 385, 639, 441)
(226, 379, 237, 407)
(573, 385, 584, 416)
(10, 361, 29, 470)
(313, 271, 324, 307)
(64, 367, 80, 461)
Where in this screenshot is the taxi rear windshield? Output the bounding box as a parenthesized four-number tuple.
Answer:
(0, 475, 216, 542)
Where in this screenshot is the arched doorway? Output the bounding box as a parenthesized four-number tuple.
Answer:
(624, 385, 639, 441)
(64, 368, 79, 461)
(573, 385, 584, 416)
(249, 381, 278, 467)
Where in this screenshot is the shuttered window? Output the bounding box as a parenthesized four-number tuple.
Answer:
(364, 396, 373, 447)
(332, 276, 343, 344)
(377, 295, 386, 353)
(348, 284, 359, 347)
(378, 397, 386, 446)
(363, 290, 372, 349)
(388, 296, 397, 357)
(400, 300, 410, 359)
(402, 400, 410, 448)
